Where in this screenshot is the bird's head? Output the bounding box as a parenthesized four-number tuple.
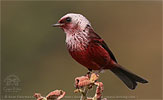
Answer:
(53, 13, 92, 33)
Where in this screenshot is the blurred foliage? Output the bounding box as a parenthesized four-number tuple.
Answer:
(1, 1, 162, 100)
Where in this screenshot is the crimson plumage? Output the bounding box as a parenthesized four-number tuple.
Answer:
(53, 13, 148, 90)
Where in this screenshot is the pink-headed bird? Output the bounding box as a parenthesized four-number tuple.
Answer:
(53, 13, 148, 90)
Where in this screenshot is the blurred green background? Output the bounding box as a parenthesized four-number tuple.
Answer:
(1, 1, 162, 100)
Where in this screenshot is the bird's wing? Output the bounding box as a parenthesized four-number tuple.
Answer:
(87, 26, 118, 63)
(91, 37, 117, 63)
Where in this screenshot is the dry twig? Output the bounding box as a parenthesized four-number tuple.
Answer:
(34, 73, 107, 100)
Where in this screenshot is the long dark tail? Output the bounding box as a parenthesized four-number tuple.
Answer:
(110, 64, 148, 90)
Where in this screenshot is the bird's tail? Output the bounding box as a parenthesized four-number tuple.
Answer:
(110, 64, 148, 90)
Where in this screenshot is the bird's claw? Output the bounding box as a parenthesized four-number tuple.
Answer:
(86, 71, 92, 78)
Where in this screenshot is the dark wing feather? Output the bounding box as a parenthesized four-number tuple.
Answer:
(87, 25, 118, 63)
(99, 40, 117, 63)
(92, 39, 117, 63)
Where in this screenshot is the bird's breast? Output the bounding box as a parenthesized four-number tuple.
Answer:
(66, 32, 89, 51)
(65, 32, 100, 69)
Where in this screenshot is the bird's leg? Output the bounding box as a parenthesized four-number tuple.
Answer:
(87, 68, 92, 74)
(86, 68, 92, 78)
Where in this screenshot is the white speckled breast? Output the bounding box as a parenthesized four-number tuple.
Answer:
(66, 31, 89, 51)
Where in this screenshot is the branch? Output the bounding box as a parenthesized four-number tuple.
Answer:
(74, 73, 108, 100)
(34, 73, 107, 100)
(34, 90, 65, 100)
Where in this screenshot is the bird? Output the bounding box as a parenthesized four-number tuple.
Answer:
(52, 13, 148, 90)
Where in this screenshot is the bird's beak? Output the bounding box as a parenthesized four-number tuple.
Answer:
(52, 23, 64, 27)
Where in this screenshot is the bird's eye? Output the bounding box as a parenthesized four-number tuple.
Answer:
(66, 17, 71, 22)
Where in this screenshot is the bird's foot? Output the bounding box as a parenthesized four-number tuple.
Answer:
(86, 70, 92, 78)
